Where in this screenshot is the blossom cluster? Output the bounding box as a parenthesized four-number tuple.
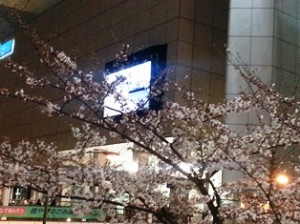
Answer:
(0, 14, 300, 224)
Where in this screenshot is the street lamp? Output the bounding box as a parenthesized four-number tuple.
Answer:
(275, 173, 289, 186)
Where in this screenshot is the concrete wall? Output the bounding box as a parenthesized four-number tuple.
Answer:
(273, 0, 300, 96)
(224, 0, 300, 182)
(175, 0, 228, 104)
(226, 0, 300, 131)
(226, 0, 275, 137)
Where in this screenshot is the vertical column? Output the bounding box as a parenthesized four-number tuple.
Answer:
(224, 0, 275, 182)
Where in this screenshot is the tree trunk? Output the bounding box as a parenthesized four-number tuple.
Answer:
(42, 195, 49, 224)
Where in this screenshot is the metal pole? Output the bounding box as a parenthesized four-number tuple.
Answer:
(42, 195, 49, 224)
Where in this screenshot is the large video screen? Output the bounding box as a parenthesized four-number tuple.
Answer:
(103, 61, 152, 117)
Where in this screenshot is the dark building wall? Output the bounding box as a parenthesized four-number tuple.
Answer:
(0, 0, 229, 150)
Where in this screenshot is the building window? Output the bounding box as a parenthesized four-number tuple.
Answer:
(11, 186, 31, 205)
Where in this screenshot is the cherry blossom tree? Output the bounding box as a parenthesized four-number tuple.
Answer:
(0, 12, 300, 224)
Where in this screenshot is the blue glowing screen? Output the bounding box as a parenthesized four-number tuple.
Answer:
(0, 39, 15, 60)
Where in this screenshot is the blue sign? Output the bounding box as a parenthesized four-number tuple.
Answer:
(0, 39, 15, 60)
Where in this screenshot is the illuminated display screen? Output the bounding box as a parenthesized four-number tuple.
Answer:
(104, 61, 152, 117)
(104, 44, 167, 117)
(0, 39, 15, 60)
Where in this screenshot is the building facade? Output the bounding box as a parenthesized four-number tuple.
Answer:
(0, 0, 228, 150)
(0, 0, 300, 218)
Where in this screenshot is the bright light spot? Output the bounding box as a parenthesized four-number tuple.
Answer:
(240, 202, 246, 208)
(275, 174, 289, 185)
(106, 154, 119, 163)
(123, 161, 139, 173)
(178, 162, 192, 173)
(261, 203, 270, 211)
(66, 218, 71, 222)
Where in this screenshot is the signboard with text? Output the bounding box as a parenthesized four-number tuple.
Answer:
(0, 39, 15, 60)
(0, 206, 105, 220)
